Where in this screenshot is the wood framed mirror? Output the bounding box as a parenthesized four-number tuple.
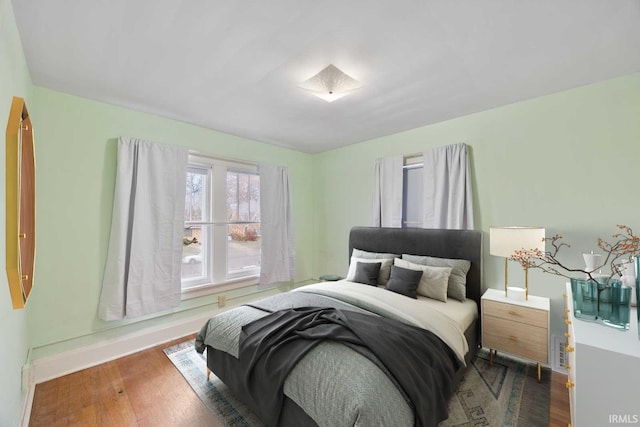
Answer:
(6, 96, 36, 309)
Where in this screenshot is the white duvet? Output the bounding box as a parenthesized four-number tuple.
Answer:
(292, 280, 470, 364)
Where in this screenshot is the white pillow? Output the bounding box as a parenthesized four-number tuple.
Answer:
(346, 257, 394, 285)
(394, 258, 452, 302)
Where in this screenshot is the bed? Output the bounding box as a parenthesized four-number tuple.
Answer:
(195, 226, 483, 427)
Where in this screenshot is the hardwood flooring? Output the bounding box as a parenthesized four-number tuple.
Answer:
(30, 336, 571, 426)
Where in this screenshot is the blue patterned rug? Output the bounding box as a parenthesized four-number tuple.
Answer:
(164, 341, 550, 426)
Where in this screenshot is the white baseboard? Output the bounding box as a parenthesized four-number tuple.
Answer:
(20, 279, 318, 425)
(27, 279, 317, 386)
(30, 310, 216, 385)
(20, 383, 35, 427)
(21, 310, 219, 426)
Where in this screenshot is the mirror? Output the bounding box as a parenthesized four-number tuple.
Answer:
(5, 96, 36, 309)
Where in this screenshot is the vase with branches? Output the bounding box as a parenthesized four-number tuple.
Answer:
(510, 225, 639, 328)
(510, 225, 640, 282)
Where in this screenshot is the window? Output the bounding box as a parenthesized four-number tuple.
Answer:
(182, 155, 260, 291)
(402, 156, 423, 228)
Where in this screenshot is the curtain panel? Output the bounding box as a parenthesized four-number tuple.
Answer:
(422, 143, 474, 230)
(370, 155, 403, 227)
(258, 163, 295, 288)
(98, 137, 188, 320)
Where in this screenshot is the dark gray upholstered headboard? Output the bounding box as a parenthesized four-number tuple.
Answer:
(349, 226, 483, 310)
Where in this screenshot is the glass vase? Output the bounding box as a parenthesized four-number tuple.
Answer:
(570, 277, 631, 329)
(570, 277, 598, 321)
(599, 279, 631, 330)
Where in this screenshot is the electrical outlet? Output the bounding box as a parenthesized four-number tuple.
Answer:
(218, 295, 226, 307)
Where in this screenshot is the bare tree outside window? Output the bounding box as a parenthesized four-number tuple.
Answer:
(181, 158, 261, 291)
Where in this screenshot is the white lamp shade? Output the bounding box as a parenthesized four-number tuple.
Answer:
(490, 226, 545, 258)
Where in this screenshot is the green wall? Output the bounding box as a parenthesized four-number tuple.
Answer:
(3, 0, 640, 409)
(27, 87, 315, 357)
(0, 0, 32, 423)
(312, 72, 640, 339)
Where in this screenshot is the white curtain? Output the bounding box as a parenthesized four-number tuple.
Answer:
(370, 155, 403, 227)
(258, 163, 295, 287)
(422, 143, 474, 230)
(98, 137, 188, 320)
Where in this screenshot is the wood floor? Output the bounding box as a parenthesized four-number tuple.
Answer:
(30, 335, 571, 426)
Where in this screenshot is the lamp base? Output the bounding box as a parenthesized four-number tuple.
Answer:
(507, 286, 527, 302)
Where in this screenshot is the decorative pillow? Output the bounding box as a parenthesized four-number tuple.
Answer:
(351, 248, 399, 260)
(385, 265, 423, 299)
(352, 262, 382, 286)
(346, 256, 394, 285)
(402, 254, 471, 302)
(394, 258, 451, 302)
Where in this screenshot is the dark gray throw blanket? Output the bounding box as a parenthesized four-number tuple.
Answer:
(235, 306, 459, 427)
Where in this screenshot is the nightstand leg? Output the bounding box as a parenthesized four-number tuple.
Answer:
(207, 368, 211, 381)
(489, 349, 494, 367)
(537, 363, 541, 382)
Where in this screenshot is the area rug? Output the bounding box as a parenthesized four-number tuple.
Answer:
(164, 341, 550, 427)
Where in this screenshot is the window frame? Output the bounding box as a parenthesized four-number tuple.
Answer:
(181, 154, 260, 297)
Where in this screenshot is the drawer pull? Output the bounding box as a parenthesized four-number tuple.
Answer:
(566, 345, 575, 353)
(508, 336, 518, 342)
(565, 319, 572, 325)
(563, 315, 569, 320)
(565, 364, 571, 370)
(564, 308, 570, 313)
(508, 310, 518, 316)
(564, 332, 571, 338)
(565, 380, 575, 389)
(563, 294, 568, 299)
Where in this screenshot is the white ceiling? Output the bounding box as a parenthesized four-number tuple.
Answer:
(12, 1, 640, 154)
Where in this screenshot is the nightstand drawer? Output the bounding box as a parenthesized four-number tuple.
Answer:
(483, 315, 549, 362)
(483, 299, 547, 328)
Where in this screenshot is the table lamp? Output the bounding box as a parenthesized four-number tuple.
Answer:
(490, 226, 545, 300)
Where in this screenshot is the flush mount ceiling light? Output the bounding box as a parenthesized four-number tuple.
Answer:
(299, 64, 362, 102)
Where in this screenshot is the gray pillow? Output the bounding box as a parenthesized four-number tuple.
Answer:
(385, 265, 423, 299)
(347, 257, 394, 285)
(394, 258, 451, 302)
(353, 262, 381, 286)
(402, 254, 471, 302)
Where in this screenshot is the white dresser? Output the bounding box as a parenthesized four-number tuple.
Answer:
(565, 282, 640, 427)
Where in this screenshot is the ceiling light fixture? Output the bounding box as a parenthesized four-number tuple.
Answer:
(299, 64, 362, 102)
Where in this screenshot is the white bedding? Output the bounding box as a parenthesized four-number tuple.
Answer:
(416, 294, 478, 332)
(292, 280, 472, 364)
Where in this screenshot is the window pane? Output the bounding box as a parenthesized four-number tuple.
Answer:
(249, 174, 260, 221)
(182, 226, 206, 283)
(227, 171, 260, 222)
(228, 224, 261, 276)
(403, 166, 423, 227)
(226, 171, 238, 220)
(238, 173, 249, 221)
(185, 170, 207, 222)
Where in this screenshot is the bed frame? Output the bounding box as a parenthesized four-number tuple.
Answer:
(204, 226, 484, 425)
(348, 226, 484, 366)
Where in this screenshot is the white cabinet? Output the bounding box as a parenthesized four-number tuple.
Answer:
(565, 282, 640, 426)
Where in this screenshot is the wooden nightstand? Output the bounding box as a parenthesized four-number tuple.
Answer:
(481, 288, 550, 381)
